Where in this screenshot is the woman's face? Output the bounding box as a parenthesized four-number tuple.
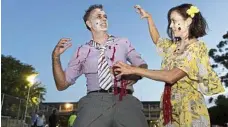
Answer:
(169, 11, 190, 39)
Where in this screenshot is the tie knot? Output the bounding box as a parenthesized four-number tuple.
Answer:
(99, 45, 106, 50)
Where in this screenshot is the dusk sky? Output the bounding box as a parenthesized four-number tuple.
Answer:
(2, 0, 228, 103)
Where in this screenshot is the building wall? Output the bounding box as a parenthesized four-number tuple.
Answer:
(142, 101, 160, 121)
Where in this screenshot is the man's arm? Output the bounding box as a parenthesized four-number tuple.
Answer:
(125, 39, 148, 83)
(52, 57, 70, 91)
(52, 38, 72, 91)
(52, 38, 83, 91)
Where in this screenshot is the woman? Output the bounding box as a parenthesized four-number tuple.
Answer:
(114, 4, 225, 127)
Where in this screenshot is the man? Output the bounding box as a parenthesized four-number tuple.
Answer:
(52, 4, 148, 127)
(48, 109, 57, 127)
(36, 112, 45, 127)
(31, 111, 38, 127)
(68, 111, 77, 127)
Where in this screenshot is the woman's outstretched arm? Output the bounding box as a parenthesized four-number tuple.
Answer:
(134, 5, 160, 44)
(114, 61, 187, 84)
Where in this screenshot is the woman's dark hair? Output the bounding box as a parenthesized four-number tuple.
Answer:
(83, 4, 103, 31)
(167, 3, 208, 40)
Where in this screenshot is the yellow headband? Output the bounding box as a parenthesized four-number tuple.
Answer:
(186, 6, 200, 18)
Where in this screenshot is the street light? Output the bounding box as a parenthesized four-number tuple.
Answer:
(27, 74, 38, 87)
(65, 103, 73, 111)
(23, 74, 38, 124)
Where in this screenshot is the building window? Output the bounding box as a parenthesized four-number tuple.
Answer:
(59, 103, 73, 112)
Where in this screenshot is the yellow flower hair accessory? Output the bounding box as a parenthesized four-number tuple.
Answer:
(186, 6, 200, 18)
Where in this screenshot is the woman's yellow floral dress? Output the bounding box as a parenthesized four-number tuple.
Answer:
(156, 38, 225, 127)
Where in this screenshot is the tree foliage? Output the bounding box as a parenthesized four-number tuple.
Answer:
(208, 31, 228, 126)
(209, 31, 228, 87)
(1, 54, 46, 105)
(208, 95, 228, 126)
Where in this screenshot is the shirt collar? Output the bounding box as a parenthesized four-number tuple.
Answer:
(89, 35, 115, 48)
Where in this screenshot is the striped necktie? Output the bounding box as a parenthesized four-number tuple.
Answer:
(91, 37, 114, 90)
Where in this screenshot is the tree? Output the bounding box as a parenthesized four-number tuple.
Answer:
(208, 31, 228, 104)
(208, 95, 228, 126)
(1, 55, 36, 97)
(29, 82, 46, 105)
(1, 55, 46, 117)
(209, 31, 228, 87)
(208, 31, 228, 126)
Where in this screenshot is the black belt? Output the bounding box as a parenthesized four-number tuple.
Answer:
(88, 87, 133, 95)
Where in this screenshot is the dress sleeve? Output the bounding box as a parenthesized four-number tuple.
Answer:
(175, 41, 225, 95)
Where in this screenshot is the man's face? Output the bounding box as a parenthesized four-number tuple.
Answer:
(169, 11, 190, 39)
(87, 8, 108, 32)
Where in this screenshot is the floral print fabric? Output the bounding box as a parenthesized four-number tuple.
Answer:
(156, 38, 225, 127)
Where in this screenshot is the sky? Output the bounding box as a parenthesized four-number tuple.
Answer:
(2, 0, 228, 103)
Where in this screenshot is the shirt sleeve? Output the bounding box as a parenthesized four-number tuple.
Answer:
(65, 46, 84, 85)
(175, 41, 225, 95)
(156, 38, 173, 57)
(125, 38, 147, 66)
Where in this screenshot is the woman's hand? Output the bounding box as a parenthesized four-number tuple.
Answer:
(134, 5, 151, 19)
(113, 61, 135, 78)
